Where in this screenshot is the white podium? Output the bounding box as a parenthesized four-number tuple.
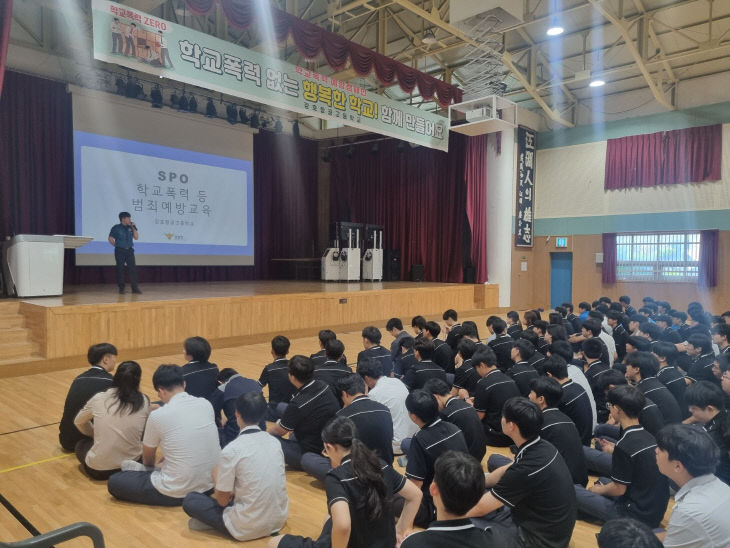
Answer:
(5, 235, 92, 297)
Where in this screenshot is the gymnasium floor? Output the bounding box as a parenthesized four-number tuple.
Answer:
(0, 311, 653, 547)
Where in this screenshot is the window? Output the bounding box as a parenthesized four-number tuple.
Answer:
(616, 232, 700, 282)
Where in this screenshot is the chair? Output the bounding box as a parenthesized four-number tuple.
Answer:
(0, 522, 105, 548)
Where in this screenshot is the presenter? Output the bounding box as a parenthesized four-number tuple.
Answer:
(108, 212, 141, 294)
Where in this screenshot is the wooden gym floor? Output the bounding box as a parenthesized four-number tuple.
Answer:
(0, 310, 668, 547)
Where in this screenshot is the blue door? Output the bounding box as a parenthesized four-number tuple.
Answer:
(550, 253, 573, 309)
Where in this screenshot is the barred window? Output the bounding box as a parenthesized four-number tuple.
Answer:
(616, 232, 700, 282)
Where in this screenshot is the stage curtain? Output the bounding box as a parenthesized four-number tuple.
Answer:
(183, 0, 461, 107)
(0, 70, 317, 285)
(329, 134, 468, 283)
(699, 229, 718, 288)
(601, 233, 617, 284)
(465, 135, 488, 283)
(605, 125, 722, 190)
(0, 0, 11, 99)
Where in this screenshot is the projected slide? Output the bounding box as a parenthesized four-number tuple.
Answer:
(74, 131, 253, 266)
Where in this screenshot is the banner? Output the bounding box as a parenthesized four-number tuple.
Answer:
(92, 0, 449, 151)
(515, 126, 535, 247)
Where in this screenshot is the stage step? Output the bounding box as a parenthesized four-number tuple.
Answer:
(0, 303, 42, 363)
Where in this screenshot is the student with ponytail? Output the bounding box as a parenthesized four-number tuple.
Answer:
(270, 417, 422, 548)
(74, 361, 150, 480)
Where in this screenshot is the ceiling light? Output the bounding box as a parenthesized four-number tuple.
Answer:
(589, 79, 606, 87)
(546, 26, 564, 36)
(422, 28, 437, 44)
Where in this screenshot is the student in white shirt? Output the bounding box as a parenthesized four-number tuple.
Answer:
(183, 391, 288, 540)
(110, 18, 122, 54)
(107, 365, 220, 506)
(74, 361, 150, 480)
(157, 30, 174, 68)
(123, 22, 137, 57)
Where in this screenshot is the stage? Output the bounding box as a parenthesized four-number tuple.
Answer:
(0, 280, 499, 377)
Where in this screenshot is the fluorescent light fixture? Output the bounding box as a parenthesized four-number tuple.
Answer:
(589, 79, 606, 87)
(422, 28, 437, 44)
(546, 26, 564, 36)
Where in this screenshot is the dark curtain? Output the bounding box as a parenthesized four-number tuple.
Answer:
(601, 233, 617, 284)
(605, 124, 722, 190)
(465, 135, 488, 283)
(183, 0, 461, 107)
(330, 134, 468, 283)
(0, 0, 11, 99)
(699, 229, 719, 288)
(0, 71, 317, 285)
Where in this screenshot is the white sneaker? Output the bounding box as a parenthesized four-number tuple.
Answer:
(121, 459, 148, 472)
(188, 518, 213, 531)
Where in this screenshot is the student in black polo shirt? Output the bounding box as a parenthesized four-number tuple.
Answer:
(607, 311, 629, 361)
(403, 390, 469, 528)
(423, 378, 486, 463)
(386, 317, 413, 360)
(519, 329, 547, 372)
(506, 310, 523, 339)
(356, 326, 393, 377)
(259, 335, 294, 421)
(411, 315, 426, 340)
(543, 355, 594, 445)
(393, 336, 419, 379)
(713, 323, 730, 355)
(310, 329, 348, 368)
(468, 397, 577, 548)
(423, 321, 455, 374)
(625, 351, 682, 425)
(655, 314, 681, 344)
(533, 320, 551, 355)
(442, 309, 463, 351)
(314, 339, 352, 396)
(59, 343, 117, 451)
(653, 341, 689, 418)
(686, 333, 718, 385)
(453, 338, 481, 397)
(403, 340, 447, 391)
(272, 417, 422, 548)
(181, 336, 219, 402)
(507, 339, 539, 397)
(269, 356, 340, 476)
(684, 381, 730, 485)
(574, 385, 670, 528)
(471, 347, 521, 447)
(487, 318, 513, 372)
(582, 337, 609, 416)
(401, 451, 505, 548)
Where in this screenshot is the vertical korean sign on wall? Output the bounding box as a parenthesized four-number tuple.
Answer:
(515, 126, 536, 247)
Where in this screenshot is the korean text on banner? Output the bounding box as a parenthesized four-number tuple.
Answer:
(515, 126, 535, 247)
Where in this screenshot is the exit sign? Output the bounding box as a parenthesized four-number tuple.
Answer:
(556, 237, 568, 248)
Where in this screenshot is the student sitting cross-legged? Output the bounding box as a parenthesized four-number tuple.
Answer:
(269, 417, 422, 548)
(182, 391, 289, 541)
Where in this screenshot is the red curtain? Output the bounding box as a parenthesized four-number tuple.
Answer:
(182, 0, 461, 107)
(329, 134, 470, 283)
(0, 71, 317, 284)
(602, 233, 617, 284)
(605, 125, 722, 190)
(0, 0, 11, 99)
(699, 229, 718, 288)
(465, 135, 488, 283)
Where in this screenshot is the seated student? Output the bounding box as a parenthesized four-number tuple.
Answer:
(74, 361, 150, 480)
(625, 351, 683, 425)
(468, 397, 577, 548)
(268, 356, 340, 475)
(423, 321, 455, 374)
(551, 339, 599, 430)
(543, 355, 594, 445)
(507, 339, 539, 397)
(655, 314, 682, 344)
(618, 295, 636, 318)
(393, 336, 419, 378)
(182, 392, 288, 540)
(59, 343, 117, 452)
(404, 340, 448, 391)
(545, 323, 568, 346)
(555, 306, 576, 336)
(401, 451, 506, 548)
(596, 518, 663, 548)
(357, 326, 393, 377)
(577, 318, 613, 367)
(684, 381, 730, 486)
(461, 320, 482, 344)
(423, 378, 486, 463)
(403, 390, 469, 528)
(686, 333, 720, 385)
(519, 329, 547, 371)
(310, 329, 348, 368)
(358, 358, 418, 456)
(670, 309, 691, 340)
(108, 365, 220, 506)
(532, 320, 552, 355)
(653, 341, 689, 418)
(487, 318, 513, 371)
(655, 423, 730, 548)
(453, 338, 481, 397)
(562, 301, 582, 333)
(485, 315, 500, 343)
(628, 314, 649, 336)
(411, 315, 427, 341)
(259, 335, 295, 421)
(181, 336, 219, 401)
(639, 322, 664, 353)
(574, 385, 669, 528)
(607, 311, 629, 362)
(506, 310, 523, 339)
(211, 368, 263, 447)
(314, 339, 352, 395)
(581, 337, 610, 419)
(271, 417, 422, 548)
(471, 347, 521, 447)
(442, 309, 463, 351)
(386, 317, 413, 359)
(713, 323, 730, 355)
(626, 334, 651, 355)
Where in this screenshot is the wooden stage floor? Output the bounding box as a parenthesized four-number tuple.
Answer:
(0, 311, 613, 548)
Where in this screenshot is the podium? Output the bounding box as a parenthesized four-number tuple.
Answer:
(3, 235, 92, 297)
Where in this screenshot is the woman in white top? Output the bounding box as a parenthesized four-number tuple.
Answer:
(74, 361, 150, 480)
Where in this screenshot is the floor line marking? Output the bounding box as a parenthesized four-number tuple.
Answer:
(0, 453, 74, 475)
